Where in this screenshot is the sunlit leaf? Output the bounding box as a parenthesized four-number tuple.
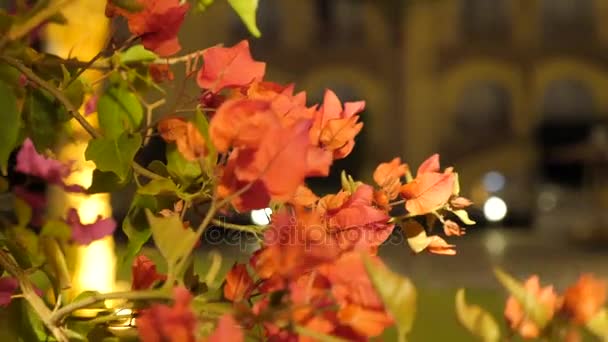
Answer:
(166, 144, 201, 185)
(0, 81, 20, 175)
(363, 254, 417, 338)
(493, 268, 551, 328)
(402, 220, 430, 253)
(453, 209, 475, 225)
(227, 0, 261, 37)
(138, 178, 179, 196)
(40, 220, 72, 240)
(587, 308, 608, 339)
(85, 133, 141, 181)
(97, 85, 143, 139)
(145, 210, 198, 277)
(455, 289, 500, 342)
(71, 291, 105, 308)
(40, 237, 71, 289)
(120, 45, 158, 64)
(107, 0, 144, 12)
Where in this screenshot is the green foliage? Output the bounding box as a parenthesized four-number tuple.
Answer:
(364, 254, 417, 340)
(85, 132, 142, 181)
(120, 45, 158, 65)
(97, 85, 143, 139)
(87, 169, 132, 194)
(227, 0, 261, 37)
(0, 81, 20, 175)
(494, 268, 551, 329)
(107, 0, 144, 12)
(121, 195, 157, 264)
(23, 89, 70, 151)
(166, 144, 201, 186)
(145, 209, 198, 279)
(455, 289, 500, 342)
(137, 178, 179, 196)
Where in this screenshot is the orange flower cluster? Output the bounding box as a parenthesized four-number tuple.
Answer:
(504, 274, 607, 340)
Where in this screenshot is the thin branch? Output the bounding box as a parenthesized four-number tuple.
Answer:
(0, 249, 68, 341)
(0, 0, 75, 50)
(49, 289, 172, 325)
(211, 218, 266, 235)
(132, 162, 164, 181)
(153, 50, 204, 66)
(0, 55, 100, 139)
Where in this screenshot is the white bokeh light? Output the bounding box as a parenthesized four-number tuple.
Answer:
(251, 208, 273, 226)
(483, 196, 508, 222)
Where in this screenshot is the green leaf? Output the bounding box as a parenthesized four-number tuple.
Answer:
(40, 220, 72, 240)
(121, 195, 156, 264)
(453, 172, 461, 195)
(148, 160, 170, 177)
(0, 81, 20, 175)
(108, 0, 144, 12)
(87, 169, 132, 194)
(40, 237, 71, 289)
(71, 291, 106, 308)
(0, 9, 14, 36)
(64, 78, 85, 109)
(193, 109, 217, 173)
(85, 132, 142, 181)
(146, 209, 197, 277)
(97, 85, 143, 139)
(166, 144, 201, 185)
(455, 289, 501, 342)
(120, 45, 159, 64)
(138, 178, 179, 196)
(23, 89, 69, 151)
(587, 308, 608, 339)
(453, 209, 476, 225)
(227, 0, 261, 37)
(195, 0, 215, 12)
(402, 220, 431, 253)
(14, 197, 31, 227)
(493, 268, 551, 329)
(363, 254, 417, 338)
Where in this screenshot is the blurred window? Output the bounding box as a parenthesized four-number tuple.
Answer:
(542, 79, 595, 119)
(315, 0, 364, 45)
(461, 0, 510, 41)
(442, 81, 512, 157)
(541, 0, 594, 40)
(538, 79, 596, 187)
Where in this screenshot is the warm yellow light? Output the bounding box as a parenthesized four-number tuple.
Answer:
(43, 0, 115, 305)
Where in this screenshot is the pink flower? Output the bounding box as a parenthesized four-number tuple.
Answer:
(16, 139, 84, 192)
(65, 208, 116, 245)
(0, 277, 18, 307)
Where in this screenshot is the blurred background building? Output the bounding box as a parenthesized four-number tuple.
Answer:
(175, 0, 608, 244)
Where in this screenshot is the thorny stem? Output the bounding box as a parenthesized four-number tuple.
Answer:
(211, 218, 267, 236)
(0, 249, 68, 342)
(1, 54, 165, 182)
(153, 50, 204, 66)
(49, 289, 173, 325)
(1, 55, 101, 139)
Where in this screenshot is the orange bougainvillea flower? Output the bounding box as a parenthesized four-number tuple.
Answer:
(373, 157, 409, 200)
(504, 275, 559, 339)
(400, 154, 455, 215)
(224, 264, 254, 302)
(158, 117, 207, 161)
(197, 40, 266, 93)
(105, 0, 189, 57)
(319, 252, 393, 338)
(137, 287, 197, 342)
(207, 314, 244, 342)
(310, 90, 365, 160)
(562, 274, 607, 325)
(209, 99, 278, 153)
(131, 255, 166, 290)
(149, 63, 174, 83)
(288, 185, 319, 207)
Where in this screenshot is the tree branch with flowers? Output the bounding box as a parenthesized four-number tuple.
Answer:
(0, 0, 607, 341)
